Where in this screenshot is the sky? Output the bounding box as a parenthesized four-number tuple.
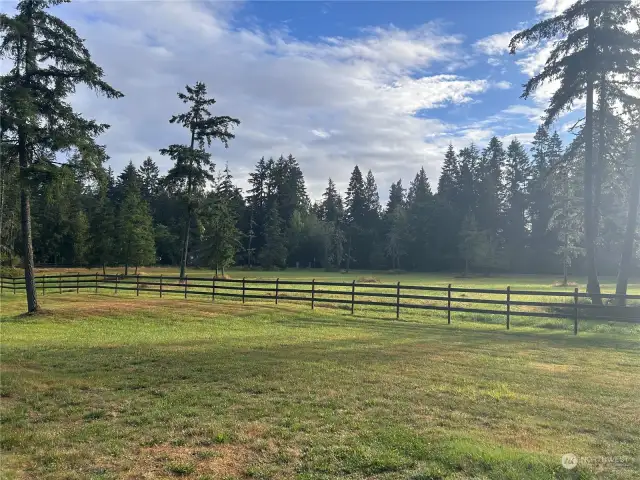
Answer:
(0, 0, 576, 201)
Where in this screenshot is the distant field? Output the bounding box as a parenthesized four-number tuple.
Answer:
(30, 266, 640, 291)
(1, 290, 639, 479)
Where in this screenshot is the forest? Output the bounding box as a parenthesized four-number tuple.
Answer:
(1, 0, 639, 313)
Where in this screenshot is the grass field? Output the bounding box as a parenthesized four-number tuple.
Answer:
(1, 272, 639, 479)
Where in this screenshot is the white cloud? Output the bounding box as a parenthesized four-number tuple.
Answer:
(501, 132, 537, 146)
(473, 30, 519, 56)
(2, 1, 525, 199)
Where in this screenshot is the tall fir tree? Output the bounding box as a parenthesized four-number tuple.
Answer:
(160, 82, 239, 280)
(0, 0, 123, 311)
(504, 138, 531, 272)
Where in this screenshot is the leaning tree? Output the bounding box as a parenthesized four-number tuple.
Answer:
(0, 0, 123, 312)
(161, 82, 239, 280)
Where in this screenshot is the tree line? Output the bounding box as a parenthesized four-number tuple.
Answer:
(1, 0, 639, 313)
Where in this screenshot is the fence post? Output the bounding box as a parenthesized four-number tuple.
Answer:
(42, 274, 46, 296)
(242, 277, 246, 304)
(311, 279, 315, 310)
(136, 274, 140, 296)
(396, 282, 400, 320)
(59, 274, 62, 294)
(506, 286, 511, 330)
(160, 274, 163, 298)
(574, 287, 579, 335)
(95, 273, 98, 294)
(184, 275, 188, 299)
(275, 278, 279, 305)
(115, 274, 118, 295)
(76, 273, 80, 294)
(351, 280, 355, 314)
(212, 276, 215, 302)
(13, 277, 16, 294)
(1, 276, 3, 295)
(447, 283, 451, 324)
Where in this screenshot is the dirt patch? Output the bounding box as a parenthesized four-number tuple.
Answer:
(123, 443, 251, 479)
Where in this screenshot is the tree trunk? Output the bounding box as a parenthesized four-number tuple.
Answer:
(615, 130, 640, 306)
(125, 263, 128, 276)
(583, 12, 602, 305)
(179, 209, 190, 280)
(135, 265, 138, 275)
(102, 263, 106, 275)
(17, 3, 38, 313)
(20, 175, 38, 312)
(563, 232, 568, 286)
(594, 72, 607, 236)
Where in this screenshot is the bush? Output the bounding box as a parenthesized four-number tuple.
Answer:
(0, 266, 22, 278)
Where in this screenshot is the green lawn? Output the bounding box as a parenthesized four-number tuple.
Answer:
(1, 281, 639, 479)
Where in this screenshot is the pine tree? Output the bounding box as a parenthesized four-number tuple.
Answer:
(138, 157, 160, 204)
(259, 201, 287, 269)
(438, 143, 460, 204)
(160, 82, 239, 280)
(321, 178, 344, 224)
(385, 206, 408, 270)
(117, 172, 155, 276)
(386, 180, 405, 213)
(458, 213, 484, 276)
(529, 127, 562, 272)
(0, 0, 123, 311)
(510, 0, 640, 303)
(202, 195, 240, 275)
(345, 166, 366, 269)
(504, 138, 531, 271)
(406, 167, 435, 270)
(89, 184, 116, 274)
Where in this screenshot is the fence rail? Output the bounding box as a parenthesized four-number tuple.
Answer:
(2, 274, 639, 334)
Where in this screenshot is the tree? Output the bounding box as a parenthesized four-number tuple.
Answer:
(117, 167, 155, 275)
(385, 206, 408, 270)
(503, 138, 531, 271)
(320, 178, 344, 224)
(615, 129, 640, 303)
(406, 167, 435, 271)
(161, 82, 239, 280)
(89, 181, 116, 274)
(345, 166, 366, 269)
(529, 127, 562, 272)
(259, 202, 288, 269)
(510, 0, 640, 303)
(201, 195, 240, 275)
(386, 180, 405, 213)
(438, 143, 459, 203)
(0, 0, 123, 312)
(458, 213, 485, 276)
(138, 156, 160, 205)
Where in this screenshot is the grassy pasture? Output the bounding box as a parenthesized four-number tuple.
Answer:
(1, 279, 639, 479)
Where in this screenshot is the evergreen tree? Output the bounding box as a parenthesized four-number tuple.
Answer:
(320, 178, 344, 223)
(201, 195, 240, 275)
(89, 184, 116, 274)
(438, 143, 460, 204)
(259, 201, 288, 269)
(385, 206, 408, 270)
(458, 213, 484, 276)
(504, 138, 531, 271)
(529, 127, 562, 272)
(117, 169, 155, 275)
(345, 166, 366, 269)
(0, 0, 123, 311)
(160, 82, 239, 280)
(386, 180, 405, 212)
(138, 156, 160, 204)
(406, 167, 435, 270)
(510, 0, 640, 303)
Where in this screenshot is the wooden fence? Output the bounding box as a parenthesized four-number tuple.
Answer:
(2, 273, 640, 334)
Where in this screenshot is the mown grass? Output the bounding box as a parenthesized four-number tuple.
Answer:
(1, 290, 639, 479)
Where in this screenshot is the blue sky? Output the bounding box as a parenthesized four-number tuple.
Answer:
(0, 0, 575, 199)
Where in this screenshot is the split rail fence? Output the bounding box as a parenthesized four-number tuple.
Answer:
(2, 273, 639, 334)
